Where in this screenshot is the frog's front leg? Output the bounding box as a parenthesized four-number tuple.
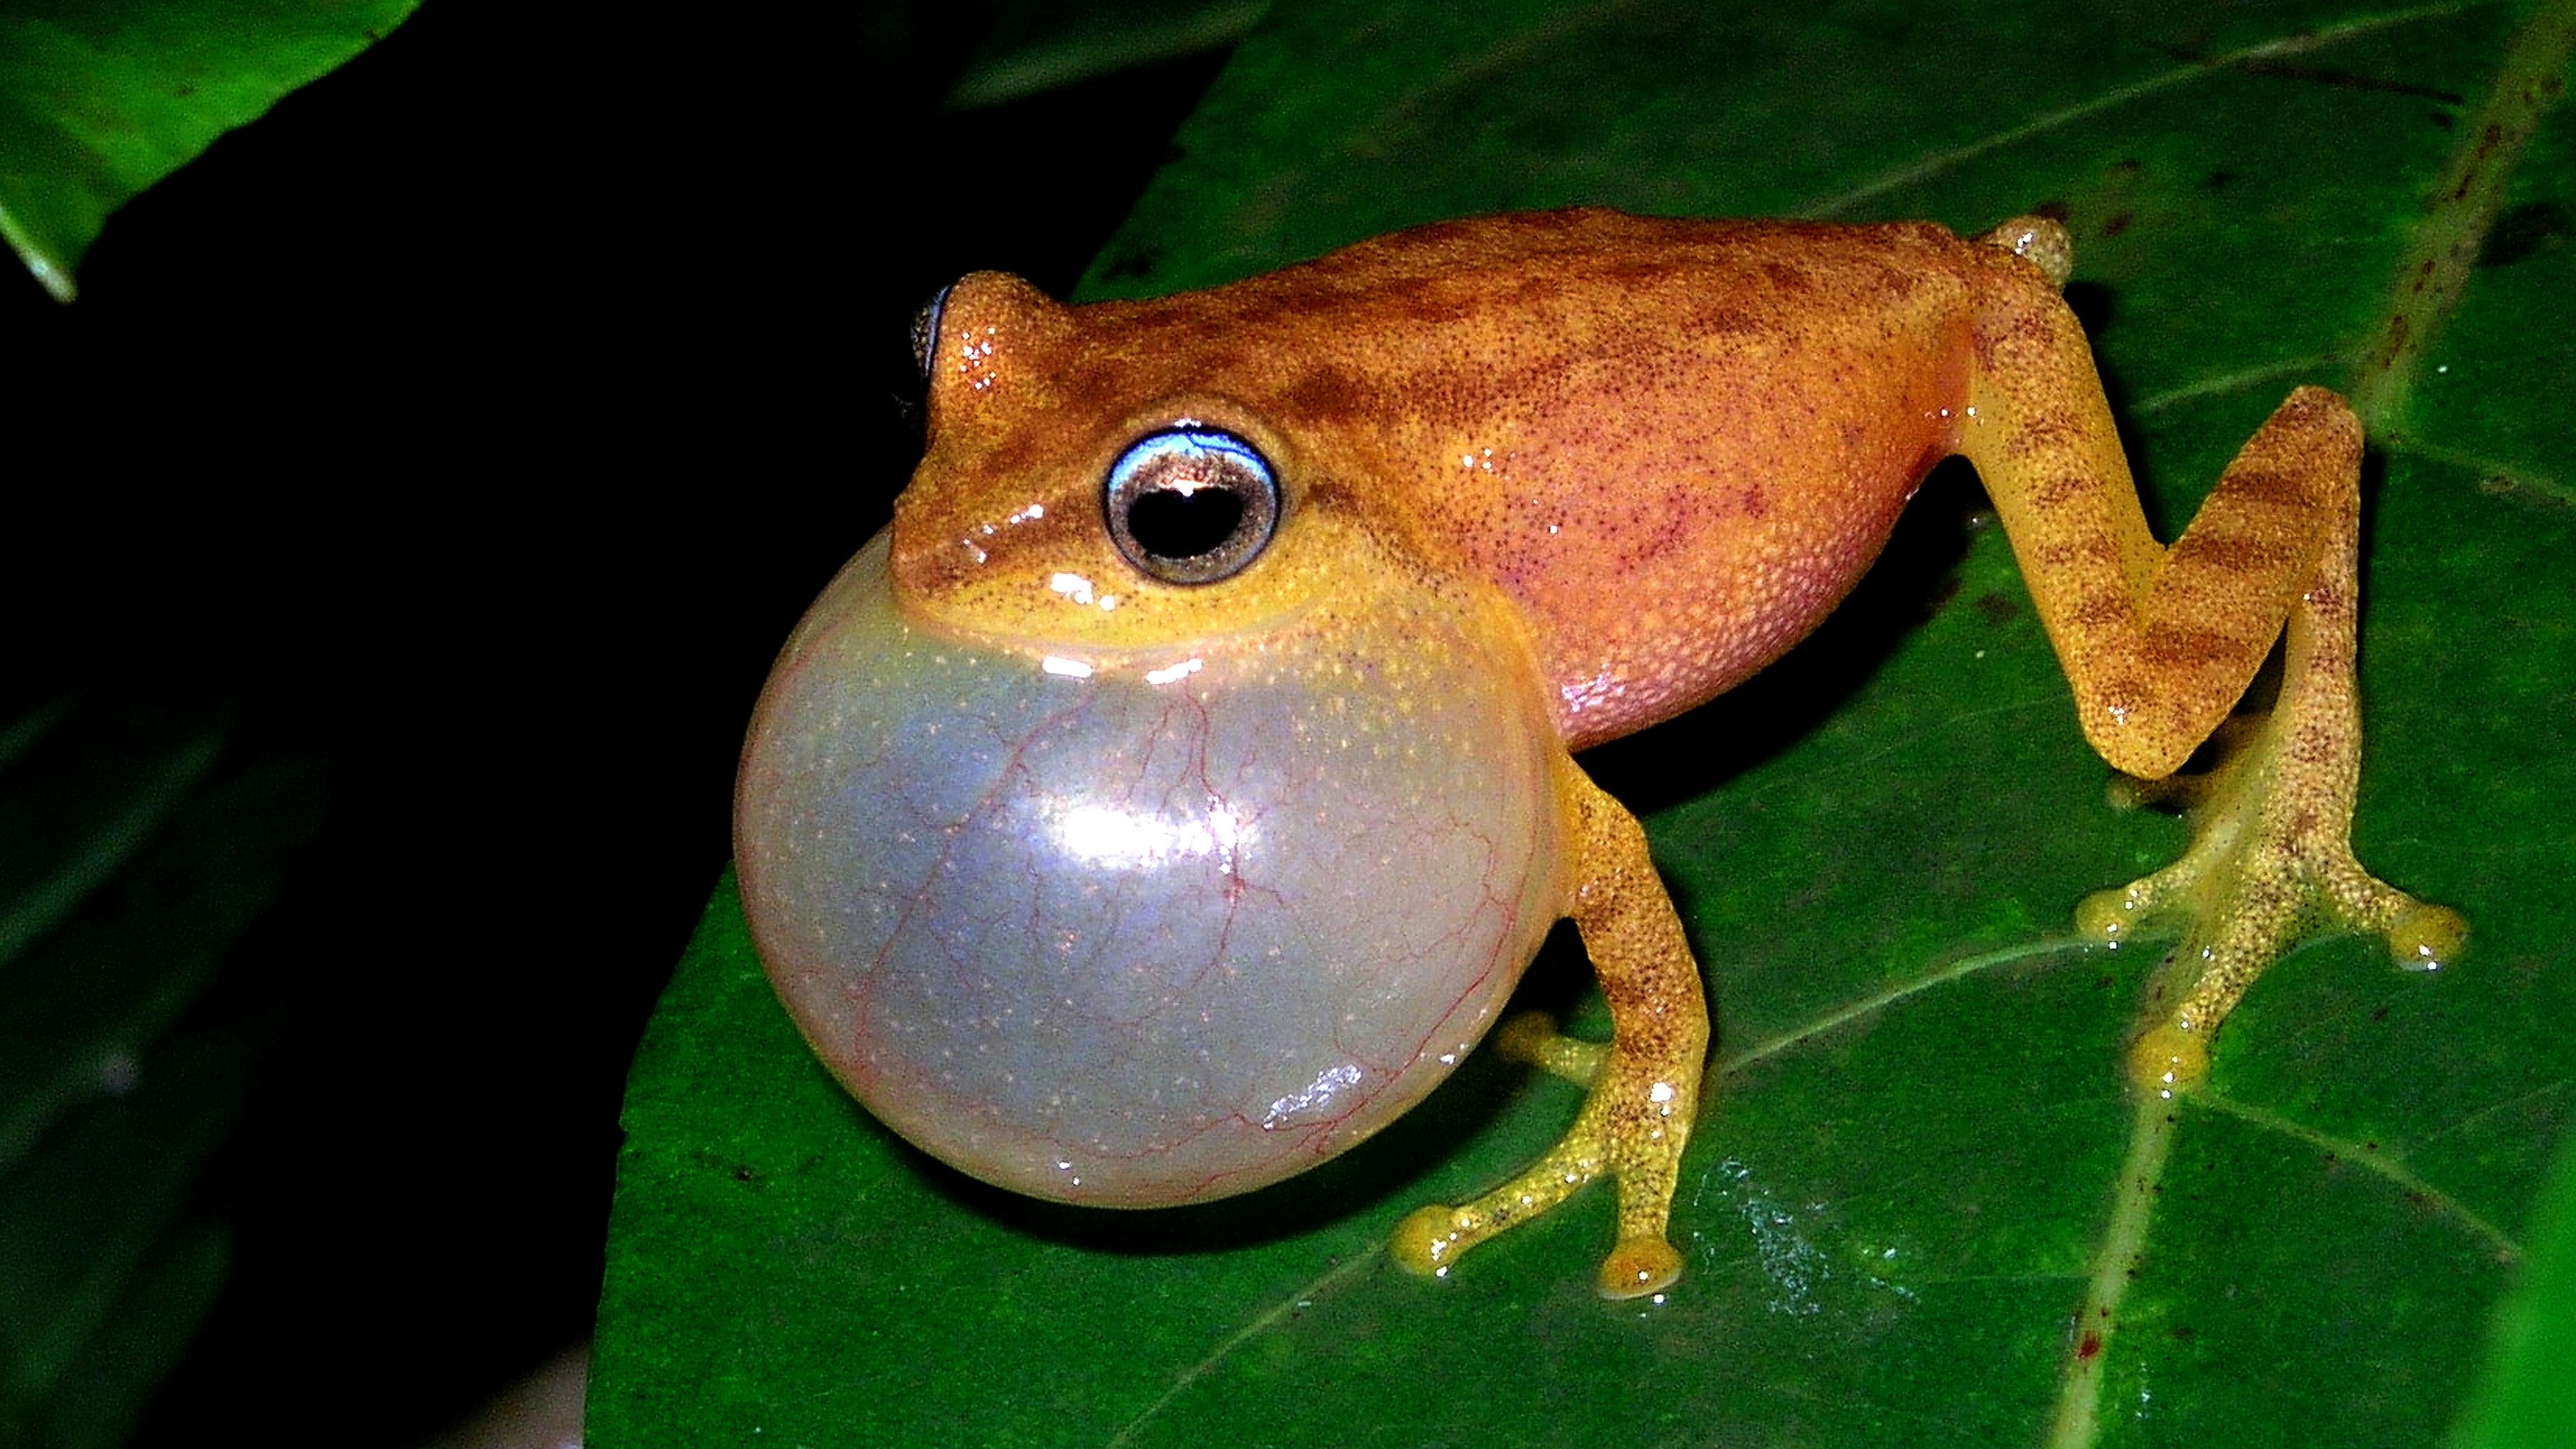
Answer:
(1391, 760, 1708, 1300)
(1961, 221, 2465, 1095)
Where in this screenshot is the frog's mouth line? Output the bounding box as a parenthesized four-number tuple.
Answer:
(881, 546, 1338, 680)
(884, 581, 1280, 690)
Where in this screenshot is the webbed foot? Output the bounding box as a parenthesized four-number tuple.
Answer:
(1387, 769, 1706, 1298)
(2077, 703, 2465, 1098)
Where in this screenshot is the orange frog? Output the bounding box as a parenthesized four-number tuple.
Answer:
(734, 209, 2462, 1300)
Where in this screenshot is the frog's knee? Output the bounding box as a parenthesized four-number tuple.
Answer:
(1976, 216, 2073, 288)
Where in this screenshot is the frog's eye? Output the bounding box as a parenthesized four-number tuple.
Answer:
(908, 284, 953, 384)
(1103, 427, 1281, 585)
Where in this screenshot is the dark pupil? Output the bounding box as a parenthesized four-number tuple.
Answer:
(1126, 486, 1244, 560)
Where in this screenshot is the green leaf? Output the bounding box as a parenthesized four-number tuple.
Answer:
(0, 0, 421, 300)
(945, 0, 1271, 108)
(0, 686, 331, 1446)
(593, 1, 2576, 1444)
(2452, 1120, 2576, 1449)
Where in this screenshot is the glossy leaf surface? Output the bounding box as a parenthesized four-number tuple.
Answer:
(0, 0, 419, 299)
(593, 1, 2576, 1443)
(945, 0, 1270, 106)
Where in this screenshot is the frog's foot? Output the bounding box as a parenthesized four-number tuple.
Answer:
(1388, 1061, 1689, 1300)
(2075, 708, 2465, 1099)
(1390, 766, 1706, 1300)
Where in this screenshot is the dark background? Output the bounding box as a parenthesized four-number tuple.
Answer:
(2, 4, 1226, 1441)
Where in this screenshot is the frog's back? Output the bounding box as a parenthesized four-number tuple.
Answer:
(1080, 210, 2008, 745)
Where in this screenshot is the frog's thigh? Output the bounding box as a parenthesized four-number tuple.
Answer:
(1960, 293, 2462, 1092)
(1965, 298, 2346, 776)
(1390, 760, 1708, 1300)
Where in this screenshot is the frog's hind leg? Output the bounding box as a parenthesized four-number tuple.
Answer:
(1956, 259, 2462, 1098)
(2072, 443, 2465, 1095)
(1390, 761, 1708, 1300)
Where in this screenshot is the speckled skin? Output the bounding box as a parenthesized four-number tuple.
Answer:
(739, 209, 2460, 1301)
(896, 211, 1991, 748)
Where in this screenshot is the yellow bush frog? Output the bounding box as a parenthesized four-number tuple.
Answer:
(734, 209, 2462, 1300)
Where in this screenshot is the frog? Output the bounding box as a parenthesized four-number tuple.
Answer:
(733, 208, 2463, 1301)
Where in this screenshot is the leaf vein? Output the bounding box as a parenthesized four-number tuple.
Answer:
(1795, 1, 2488, 219)
(2347, 0, 2576, 430)
(1100, 1251, 1377, 1449)
(2412, 1077, 2575, 1150)
(2196, 1091, 2527, 1261)
(1720, 937, 2084, 1073)
(2131, 356, 2343, 415)
(2385, 438, 2576, 504)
